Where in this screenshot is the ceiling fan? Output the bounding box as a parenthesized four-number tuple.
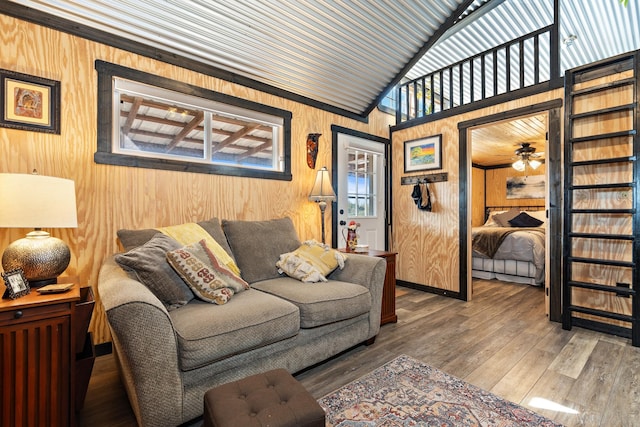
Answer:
(512, 142, 544, 172)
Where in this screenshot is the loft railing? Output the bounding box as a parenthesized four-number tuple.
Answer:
(396, 25, 556, 124)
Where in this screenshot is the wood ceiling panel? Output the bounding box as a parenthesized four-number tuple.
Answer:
(471, 113, 547, 167)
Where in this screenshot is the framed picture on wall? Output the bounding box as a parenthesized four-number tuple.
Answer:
(404, 134, 442, 172)
(0, 69, 61, 134)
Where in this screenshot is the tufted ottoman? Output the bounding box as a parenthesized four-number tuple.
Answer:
(203, 368, 325, 427)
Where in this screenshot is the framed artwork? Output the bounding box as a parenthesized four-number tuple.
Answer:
(506, 175, 545, 199)
(404, 134, 442, 172)
(2, 268, 30, 299)
(0, 69, 60, 134)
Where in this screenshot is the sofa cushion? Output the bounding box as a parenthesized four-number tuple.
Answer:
(251, 277, 371, 328)
(170, 289, 300, 371)
(114, 233, 195, 310)
(222, 217, 301, 284)
(276, 240, 347, 283)
(166, 239, 249, 305)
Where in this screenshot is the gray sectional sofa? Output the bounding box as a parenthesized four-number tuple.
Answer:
(98, 217, 386, 427)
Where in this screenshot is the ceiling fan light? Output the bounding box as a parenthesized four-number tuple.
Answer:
(512, 159, 525, 171)
(529, 159, 542, 169)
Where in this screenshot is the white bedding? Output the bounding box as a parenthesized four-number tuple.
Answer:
(472, 226, 546, 284)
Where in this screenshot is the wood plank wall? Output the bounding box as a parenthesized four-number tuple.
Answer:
(391, 90, 563, 295)
(0, 15, 393, 344)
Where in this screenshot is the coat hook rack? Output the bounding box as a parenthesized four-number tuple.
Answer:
(401, 172, 448, 186)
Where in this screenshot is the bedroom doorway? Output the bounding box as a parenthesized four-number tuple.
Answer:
(458, 100, 563, 322)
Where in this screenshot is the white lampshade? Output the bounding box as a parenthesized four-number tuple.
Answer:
(512, 159, 526, 172)
(529, 159, 542, 169)
(0, 173, 77, 228)
(0, 173, 78, 287)
(308, 166, 336, 202)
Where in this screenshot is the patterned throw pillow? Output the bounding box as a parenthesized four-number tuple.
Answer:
(166, 239, 249, 305)
(276, 240, 347, 283)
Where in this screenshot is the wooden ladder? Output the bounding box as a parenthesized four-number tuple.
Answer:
(563, 50, 640, 346)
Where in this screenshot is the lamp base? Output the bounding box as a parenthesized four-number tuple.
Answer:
(1, 230, 70, 287)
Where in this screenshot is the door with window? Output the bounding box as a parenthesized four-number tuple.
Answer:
(335, 130, 387, 250)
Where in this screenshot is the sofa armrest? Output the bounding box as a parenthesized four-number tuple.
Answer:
(327, 253, 386, 338)
(98, 255, 184, 427)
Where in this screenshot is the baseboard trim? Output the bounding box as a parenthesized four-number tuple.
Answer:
(397, 280, 463, 300)
(95, 341, 113, 357)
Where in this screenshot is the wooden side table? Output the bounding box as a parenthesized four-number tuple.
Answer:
(0, 283, 95, 426)
(339, 248, 398, 325)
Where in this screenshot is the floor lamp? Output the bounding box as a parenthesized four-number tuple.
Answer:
(308, 166, 336, 244)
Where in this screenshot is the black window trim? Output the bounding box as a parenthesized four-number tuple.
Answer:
(94, 60, 292, 181)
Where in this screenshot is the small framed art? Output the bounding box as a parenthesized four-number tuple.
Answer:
(0, 69, 61, 134)
(404, 134, 442, 172)
(2, 268, 30, 299)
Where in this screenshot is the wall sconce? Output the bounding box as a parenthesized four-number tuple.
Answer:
(306, 133, 321, 169)
(0, 172, 78, 287)
(308, 166, 336, 244)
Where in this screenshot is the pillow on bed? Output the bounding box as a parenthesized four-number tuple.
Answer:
(493, 208, 520, 227)
(483, 211, 505, 227)
(509, 212, 544, 227)
(525, 210, 546, 225)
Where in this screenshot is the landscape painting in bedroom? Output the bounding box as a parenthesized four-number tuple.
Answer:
(506, 175, 545, 199)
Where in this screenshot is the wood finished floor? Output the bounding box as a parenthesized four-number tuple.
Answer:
(78, 279, 640, 427)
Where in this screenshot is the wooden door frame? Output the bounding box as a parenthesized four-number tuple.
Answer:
(458, 99, 563, 321)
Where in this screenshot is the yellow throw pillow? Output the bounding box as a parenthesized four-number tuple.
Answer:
(276, 240, 347, 283)
(158, 222, 240, 276)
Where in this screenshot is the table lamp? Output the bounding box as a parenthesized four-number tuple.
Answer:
(308, 166, 336, 244)
(0, 172, 78, 287)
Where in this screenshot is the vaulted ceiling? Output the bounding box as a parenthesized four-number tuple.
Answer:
(5, 0, 638, 120)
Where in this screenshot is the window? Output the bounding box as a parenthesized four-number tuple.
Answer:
(95, 61, 292, 180)
(347, 149, 378, 217)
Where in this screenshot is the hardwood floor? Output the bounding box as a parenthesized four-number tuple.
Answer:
(78, 279, 640, 427)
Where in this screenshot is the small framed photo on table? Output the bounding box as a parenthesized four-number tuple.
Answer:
(2, 269, 30, 299)
(0, 69, 61, 134)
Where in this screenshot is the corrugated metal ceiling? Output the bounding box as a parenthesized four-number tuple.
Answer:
(6, 0, 640, 118)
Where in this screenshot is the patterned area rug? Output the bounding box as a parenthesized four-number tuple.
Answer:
(319, 355, 562, 426)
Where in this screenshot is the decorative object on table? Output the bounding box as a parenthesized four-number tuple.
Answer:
(306, 133, 320, 169)
(0, 171, 78, 287)
(0, 69, 61, 134)
(319, 354, 562, 427)
(342, 220, 360, 250)
(308, 166, 336, 244)
(1, 268, 30, 299)
(404, 134, 442, 172)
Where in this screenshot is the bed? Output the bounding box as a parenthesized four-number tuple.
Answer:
(471, 206, 546, 286)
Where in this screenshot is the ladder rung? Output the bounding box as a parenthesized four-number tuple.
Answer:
(570, 182, 633, 190)
(568, 280, 636, 295)
(570, 130, 636, 144)
(571, 209, 634, 214)
(568, 233, 634, 240)
(569, 305, 634, 323)
(568, 256, 634, 268)
(571, 156, 636, 167)
(570, 103, 636, 120)
(570, 77, 635, 97)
